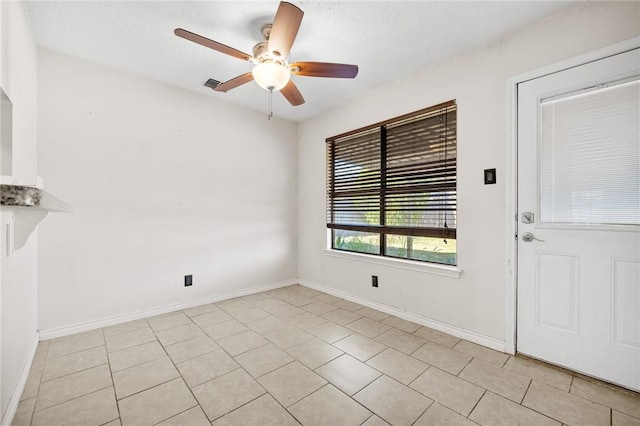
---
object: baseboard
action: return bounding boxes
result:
[299,279,506,353]
[1,332,39,426]
[39,277,506,352]
[39,279,298,340]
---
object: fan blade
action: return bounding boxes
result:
[290,62,358,78]
[214,73,254,92]
[267,2,303,59]
[174,28,252,61]
[280,79,305,106]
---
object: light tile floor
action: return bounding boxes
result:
[12,285,640,426]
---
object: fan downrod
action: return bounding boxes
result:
[261,24,272,40]
[253,24,274,59]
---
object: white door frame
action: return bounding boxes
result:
[503,36,640,355]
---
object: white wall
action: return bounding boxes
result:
[37,49,298,333]
[298,2,640,345]
[0,1,39,421]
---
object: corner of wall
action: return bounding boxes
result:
[0,334,38,426]
[0,1,40,422]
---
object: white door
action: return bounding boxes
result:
[517,48,640,391]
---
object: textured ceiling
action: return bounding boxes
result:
[26,1,577,122]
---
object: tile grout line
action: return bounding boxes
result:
[32,342,109,413]
[403,363,493,421]
[292,381,375,425]
[485,389,565,425]
[180,298,280,423]
[413,362,503,407]
[100,326,120,425]
[188,293,307,424]
[466,389,487,421]
[501,354,511,368]
[407,365,431,389]
[39,358,109,385]
[409,399,434,426]
[456,353,475,377]
[610,407,613,426]
[44,341,105,361]
[569,375,574,393]
[102,325,150,339]
[358,413,375,426]
[148,314,215,424]
[241,289,372,424]
[514,381,604,425]
[408,340,429,357]
[31,385,114,416]
[26,343,49,426]
[148,406,197,426]
[209,392,273,424]
[519,378,533,404]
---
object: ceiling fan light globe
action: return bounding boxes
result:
[252,62,291,91]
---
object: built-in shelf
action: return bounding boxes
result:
[1,183,71,253]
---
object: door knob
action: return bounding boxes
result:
[521,232,545,242]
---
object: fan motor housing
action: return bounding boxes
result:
[252,41,269,59]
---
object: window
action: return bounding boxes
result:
[327,100,457,265]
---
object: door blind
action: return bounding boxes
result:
[540,78,640,226]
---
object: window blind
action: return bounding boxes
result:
[540,79,639,226]
[327,128,381,227]
[327,101,457,240]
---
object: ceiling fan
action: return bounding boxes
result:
[174,1,358,108]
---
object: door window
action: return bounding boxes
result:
[539,78,639,226]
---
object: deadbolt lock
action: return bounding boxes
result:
[521,212,534,224]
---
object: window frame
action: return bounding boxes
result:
[326,100,457,265]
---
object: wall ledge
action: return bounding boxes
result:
[1,184,71,252]
[0,184,70,212]
[300,279,505,352]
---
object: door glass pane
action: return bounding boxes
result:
[540,78,640,225]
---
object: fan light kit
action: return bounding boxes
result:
[174,1,358,119]
[252,62,291,91]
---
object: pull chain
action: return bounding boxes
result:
[267,87,274,120]
[442,110,448,244]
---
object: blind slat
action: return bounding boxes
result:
[327,103,457,233]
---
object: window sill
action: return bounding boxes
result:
[323,249,462,278]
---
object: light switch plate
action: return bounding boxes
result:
[484,168,496,185]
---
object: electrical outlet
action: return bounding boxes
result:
[184,275,192,287]
[372,275,378,288]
